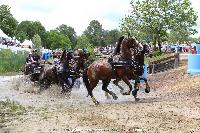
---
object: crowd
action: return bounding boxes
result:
[0,37,20,47]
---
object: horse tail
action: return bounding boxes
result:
[82,68,90,97]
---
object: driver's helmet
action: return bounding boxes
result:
[82,48,87,53]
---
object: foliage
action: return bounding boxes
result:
[56,24,77,48]
[84,20,105,46]
[75,35,96,60]
[121,0,198,51]
[104,29,121,45]
[0,4,18,38]
[15,31,28,42]
[0,49,28,74]
[16,21,46,45]
[46,30,72,50]
[32,34,42,52]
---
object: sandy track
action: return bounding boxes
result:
[0,65,200,133]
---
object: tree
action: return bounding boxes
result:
[56,24,77,48]
[76,35,95,59]
[0,5,18,38]
[104,29,121,45]
[46,30,72,50]
[121,0,198,52]
[15,31,28,42]
[84,20,105,46]
[32,34,42,52]
[76,35,93,49]
[16,21,46,45]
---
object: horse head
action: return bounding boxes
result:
[141,43,153,57]
[73,49,90,72]
[120,36,140,60]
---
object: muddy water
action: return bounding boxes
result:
[0,75,152,108]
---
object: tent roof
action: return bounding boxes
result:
[21,40,33,46]
[0,29,10,38]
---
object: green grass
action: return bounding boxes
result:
[0,49,28,74]
[144,52,174,64]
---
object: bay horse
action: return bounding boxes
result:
[111,43,152,98]
[82,37,141,105]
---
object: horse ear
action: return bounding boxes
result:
[118,36,125,43]
[60,49,67,61]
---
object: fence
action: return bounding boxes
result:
[148,53,179,74]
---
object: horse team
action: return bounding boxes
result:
[24,36,152,105]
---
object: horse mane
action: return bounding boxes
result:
[60,49,67,61]
[113,36,125,55]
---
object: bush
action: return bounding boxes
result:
[0,49,28,74]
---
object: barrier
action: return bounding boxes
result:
[187,44,200,74]
[148,53,179,74]
[187,54,200,74]
[192,43,200,54]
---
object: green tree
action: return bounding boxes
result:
[84,20,105,46]
[76,35,95,59]
[0,5,18,38]
[16,21,46,45]
[56,24,77,48]
[76,35,93,49]
[15,31,28,42]
[104,29,121,45]
[32,34,42,52]
[121,0,198,52]
[46,30,72,50]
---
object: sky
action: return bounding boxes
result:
[0,0,200,37]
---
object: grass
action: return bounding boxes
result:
[0,49,28,74]
[144,52,175,64]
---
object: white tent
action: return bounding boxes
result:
[0,29,11,39]
[21,40,33,48]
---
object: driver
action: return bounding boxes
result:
[30,49,41,73]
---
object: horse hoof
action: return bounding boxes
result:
[113,95,118,100]
[132,89,139,96]
[95,101,100,105]
[122,92,131,95]
[145,88,150,93]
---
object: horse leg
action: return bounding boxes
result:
[102,80,118,100]
[88,80,100,105]
[143,78,150,93]
[132,77,140,101]
[113,78,124,93]
[121,76,133,95]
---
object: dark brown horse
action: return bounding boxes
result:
[39,50,73,93]
[82,37,141,105]
[39,49,90,93]
[73,49,91,73]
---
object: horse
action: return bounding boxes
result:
[111,43,152,98]
[73,49,91,73]
[39,50,73,93]
[82,36,141,105]
[39,49,90,93]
